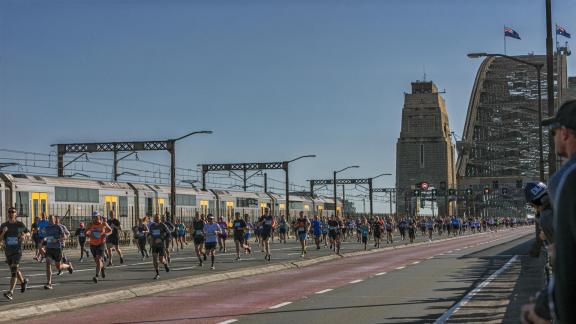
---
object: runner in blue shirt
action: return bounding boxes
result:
[311,215,322,250]
[43,215,74,289]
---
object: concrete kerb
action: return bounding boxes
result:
[0,227,532,322]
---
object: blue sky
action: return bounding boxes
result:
[1,0,575,211]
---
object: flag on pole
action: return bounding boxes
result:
[556,25,571,38]
[504,27,521,40]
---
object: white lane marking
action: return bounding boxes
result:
[434,255,519,324]
[27,284,58,289]
[427,256,434,260]
[447,250,453,253]
[395,266,405,270]
[269,302,292,309]
[349,279,363,284]
[172,266,196,271]
[375,272,387,276]
[411,261,420,265]
[455,249,462,251]
[315,289,333,294]
[217,320,238,324]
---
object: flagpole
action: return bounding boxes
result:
[504,25,507,55]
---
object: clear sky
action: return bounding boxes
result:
[1,0,575,211]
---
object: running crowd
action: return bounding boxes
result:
[0,204,525,302]
[520,99,576,324]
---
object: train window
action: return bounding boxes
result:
[55,187,99,203]
[176,194,196,206]
[118,196,128,218]
[237,198,258,208]
[15,192,29,217]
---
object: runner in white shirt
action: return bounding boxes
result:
[203,215,221,270]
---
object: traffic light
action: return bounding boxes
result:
[431,189,438,196]
[448,189,456,195]
[483,188,491,194]
[465,188,473,196]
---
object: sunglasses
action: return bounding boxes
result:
[8,210,16,214]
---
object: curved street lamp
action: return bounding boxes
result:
[284,154,316,220]
[333,165,359,217]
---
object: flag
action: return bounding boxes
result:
[504,27,521,40]
[556,25,571,38]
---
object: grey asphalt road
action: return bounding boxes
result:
[0,229,485,308]
[232,231,535,324]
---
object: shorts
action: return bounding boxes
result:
[219,232,228,240]
[244,232,251,240]
[79,238,86,246]
[106,236,120,247]
[205,242,217,250]
[298,232,307,242]
[164,239,171,249]
[234,232,244,242]
[329,232,339,240]
[5,251,22,265]
[261,230,271,241]
[362,236,368,244]
[178,232,186,238]
[374,232,381,239]
[152,244,165,256]
[90,244,105,258]
[194,236,205,245]
[279,227,286,234]
[45,248,63,263]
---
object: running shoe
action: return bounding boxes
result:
[101,267,106,278]
[93,276,98,284]
[3,291,13,300]
[56,270,62,276]
[210,266,215,270]
[154,274,160,280]
[21,278,28,293]
[164,264,170,273]
[120,257,124,264]
[44,284,53,290]
[68,262,74,274]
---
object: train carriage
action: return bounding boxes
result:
[150,185,216,224]
[267,192,313,220]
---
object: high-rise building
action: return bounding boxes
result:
[396,81,456,217]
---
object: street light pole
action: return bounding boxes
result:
[333,165,359,218]
[169,130,212,222]
[284,155,316,221]
[467,53,545,181]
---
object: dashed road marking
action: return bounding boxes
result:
[217,319,238,324]
[315,289,333,294]
[375,272,387,276]
[395,266,405,270]
[349,279,363,284]
[269,302,292,309]
[427,256,434,260]
[411,261,420,265]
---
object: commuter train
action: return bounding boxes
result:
[0,173,343,230]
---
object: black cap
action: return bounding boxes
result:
[542,99,576,130]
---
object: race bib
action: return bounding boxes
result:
[265,220,272,225]
[195,230,203,235]
[6,236,18,246]
[79,233,85,237]
[45,236,55,243]
[298,227,305,231]
[151,229,161,237]
[92,231,101,239]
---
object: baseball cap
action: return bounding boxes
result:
[92,211,101,217]
[542,99,576,130]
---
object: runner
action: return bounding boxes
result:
[311,215,322,250]
[217,216,228,253]
[426,217,434,241]
[204,215,221,269]
[162,215,175,263]
[372,216,383,248]
[1,207,30,300]
[385,217,394,244]
[105,210,124,266]
[31,216,41,262]
[296,211,311,257]
[54,216,71,273]
[407,218,416,243]
[359,217,370,250]
[321,216,329,247]
[134,218,149,260]
[398,218,407,241]
[258,208,274,261]
[36,212,49,262]
[86,212,112,283]
[192,212,206,267]
[148,214,171,279]
[327,215,342,255]
[74,222,90,262]
[175,219,187,251]
[243,214,252,249]
[232,212,251,260]
[43,215,74,289]
[278,215,288,244]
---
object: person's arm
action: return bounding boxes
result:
[0,225,7,241]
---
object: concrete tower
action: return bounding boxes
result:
[396,81,456,217]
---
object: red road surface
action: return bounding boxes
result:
[24,228,531,324]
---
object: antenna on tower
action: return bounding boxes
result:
[423,65,427,82]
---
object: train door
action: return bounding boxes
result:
[200,200,209,215]
[304,204,310,217]
[104,196,118,219]
[259,202,267,216]
[317,205,324,217]
[31,192,48,220]
[226,201,234,222]
[157,198,165,215]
